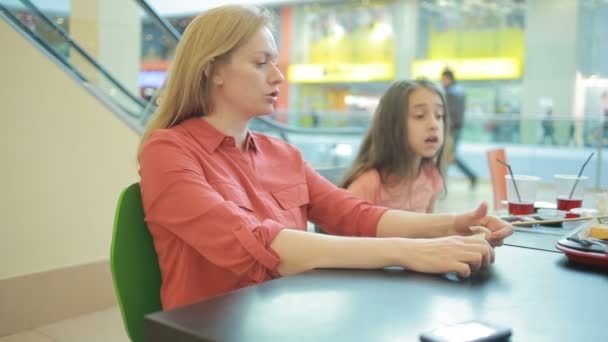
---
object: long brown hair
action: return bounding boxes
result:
[340,80,449,189]
[138,5,273,157]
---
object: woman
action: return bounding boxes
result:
[139,5,513,310]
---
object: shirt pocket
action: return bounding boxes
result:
[271,183,310,210]
[213,183,254,212]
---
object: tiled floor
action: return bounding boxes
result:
[1,177,602,342]
[0,307,129,342]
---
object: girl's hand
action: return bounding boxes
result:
[397,236,494,278]
[450,202,514,246]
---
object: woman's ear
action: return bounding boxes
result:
[204,60,224,86]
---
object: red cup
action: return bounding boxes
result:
[508,201,535,215]
[565,211,579,219]
[556,196,583,211]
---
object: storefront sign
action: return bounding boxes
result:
[288,63,394,83]
[411,58,522,80]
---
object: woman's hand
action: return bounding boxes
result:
[396,236,494,278]
[450,202,514,246]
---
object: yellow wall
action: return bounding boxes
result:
[310,32,395,65]
[428,27,524,61]
[0,19,139,278]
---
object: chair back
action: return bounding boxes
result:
[110,183,162,342]
[487,148,508,211]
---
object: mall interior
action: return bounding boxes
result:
[1,0,607,341]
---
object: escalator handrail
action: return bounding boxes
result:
[0,5,88,83]
[0,6,144,122]
[17,0,148,109]
[134,0,182,41]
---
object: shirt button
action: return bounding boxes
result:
[224,137,236,147]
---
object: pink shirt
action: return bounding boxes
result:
[139,118,388,310]
[347,165,444,213]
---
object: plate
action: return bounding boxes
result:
[556,220,608,267]
[555,244,608,267]
[534,201,558,210]
[536,209,564,220]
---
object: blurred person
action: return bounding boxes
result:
[601,90,608,117]
[138,5,513,310]
[539,106,557,145]
[601,90,608,137]
[311,109,320,127]
[567,120,576,147]
[441,68,478,189]
[341,80,447,213]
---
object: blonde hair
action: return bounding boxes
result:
[138,5,273,156]
[340,80,449,190]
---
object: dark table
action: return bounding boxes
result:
[506,229,563,252]
[145,246,608,342]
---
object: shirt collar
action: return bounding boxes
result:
[181,117,259,153]
[244,132,259,152]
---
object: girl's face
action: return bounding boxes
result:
[405,87,444,158]
[211,27,285,118]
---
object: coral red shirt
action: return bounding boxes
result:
[139,118,388,310]
[347,165,444,213]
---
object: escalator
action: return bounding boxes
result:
[1,0,150,131]
[0,0,365,168]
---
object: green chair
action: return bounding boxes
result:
[110,183,162,342]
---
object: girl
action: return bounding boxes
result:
[341,80,448,213]
[138,6,512,310]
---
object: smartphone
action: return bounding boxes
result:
[420,320,512,342]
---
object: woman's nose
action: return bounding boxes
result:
[270,64,285,83]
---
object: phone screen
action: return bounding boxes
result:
[432,322,496,341]
[420,321,511,342]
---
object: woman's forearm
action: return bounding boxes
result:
[375,209,456,239]
[270,228,494,278]
[269,229,401,276]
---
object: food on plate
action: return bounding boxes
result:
[589,223,608,240]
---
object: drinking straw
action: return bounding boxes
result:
[568,152,594,199]
[496,159,521,203]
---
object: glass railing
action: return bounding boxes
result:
[257,112,606,187]
[456,115,605,189]
[281,109,606,148]
[280,109,373,129]
[459,114,607,148]
[249,116,366,168]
